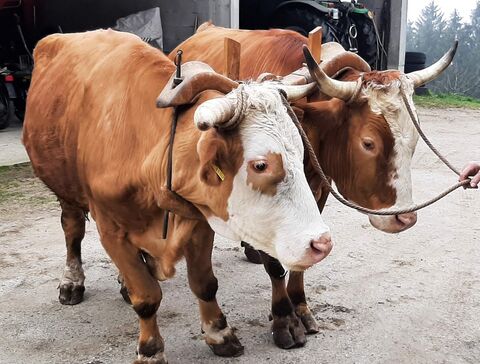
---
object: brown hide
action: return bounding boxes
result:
[170,24,397,210]
[171,23,306,79]
[23,30,243,266]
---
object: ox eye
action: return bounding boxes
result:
[252,160,268,173]
[362,138,375,151]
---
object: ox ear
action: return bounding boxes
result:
[157,61,238,108]
[197,131,229,187]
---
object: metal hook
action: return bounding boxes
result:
[173,50,183,86]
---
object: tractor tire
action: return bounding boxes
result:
[0,84,10,130]
[271,5,379,69]
[271,4,337,44]
[351,13,379,69]
[415,86,429,96]
[404,63,425,74]
[405,52,426,65]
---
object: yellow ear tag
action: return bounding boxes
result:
[212,164,225,181]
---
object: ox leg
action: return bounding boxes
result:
[58,200,86,305]
[97,220,166,364]
[260,252,307,349]
[283,187,330,333]
[184,227,244,357]
[287,271,319,334]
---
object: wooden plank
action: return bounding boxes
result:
[308,26,323,63]
[224,37,241,80]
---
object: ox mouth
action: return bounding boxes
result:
[368,214,417,234]
[284,238,333,272]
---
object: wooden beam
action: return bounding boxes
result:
[308,26,323,63]
[224,37,241,80]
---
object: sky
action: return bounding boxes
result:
[408,0,478,22]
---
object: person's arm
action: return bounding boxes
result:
[459,161,480,188]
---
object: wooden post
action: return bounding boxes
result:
[308,26,323,63]
[224,37,241,80]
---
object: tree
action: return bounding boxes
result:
[406,20,417,51]
[414,1,447,63]
[408,1,480,98]
[431,9,464,93]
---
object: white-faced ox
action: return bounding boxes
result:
[170,23,457,350]
[22,30,332,363]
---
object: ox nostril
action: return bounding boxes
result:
[310,233,332,253]
[395,212,417,227]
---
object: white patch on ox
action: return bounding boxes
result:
[202,321,235,345]
[363,76,419,230]
[206,83,330,269]
[59,260,85,289]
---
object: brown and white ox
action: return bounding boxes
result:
[170,23,457,349]
[23,29,333,363]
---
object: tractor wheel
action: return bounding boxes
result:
[271,4,337,44]
[0,84,10,130]
[405,52,426,65]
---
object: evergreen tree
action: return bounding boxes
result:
[470,0,480,43]
[406,20,417,51]
[432,9,469,94]
[414,1,447,64]
[411,1,480,98]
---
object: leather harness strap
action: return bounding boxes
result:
[162,107,179,239]
[162,51,184,239]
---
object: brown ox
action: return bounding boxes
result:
[170,23,457,349]
[23,29,333,363]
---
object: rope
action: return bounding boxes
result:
[219,84,248,130]
[280,91,473,216]
[399,87,461,176]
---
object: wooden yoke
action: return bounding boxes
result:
[308,26,323,63]
[223,37,241,80]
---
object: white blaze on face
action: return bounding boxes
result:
[206,83,330,269]
[364,76,420,230]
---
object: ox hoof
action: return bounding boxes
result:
[296,309,319,334]
[271,313,307,349]
[241,242,263,264]
[208,334,244,357]
[59,283,85,305]
[133,354,167,364]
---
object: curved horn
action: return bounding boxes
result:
[277,82,318,101]
[407,41,458,88]
[194,97,236,131]
[302,45,358,102]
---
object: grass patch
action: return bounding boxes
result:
[414,93,480,109]
[0,162,56,208]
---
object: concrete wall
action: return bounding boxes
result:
[362,0,408,70]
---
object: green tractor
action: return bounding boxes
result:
[241,0,382,69]
[273,1,379,68]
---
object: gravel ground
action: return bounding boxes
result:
[0,108,479,364]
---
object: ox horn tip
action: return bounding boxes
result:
[302,45,318,71]
[196,122,211,131]
[451,39,459,56]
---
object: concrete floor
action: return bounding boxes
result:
[1,107,479,364]
[0,117,29,166]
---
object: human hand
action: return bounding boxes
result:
[459,161,480,188]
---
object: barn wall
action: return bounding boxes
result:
[363,0,407,70]
[36,0,232,52]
